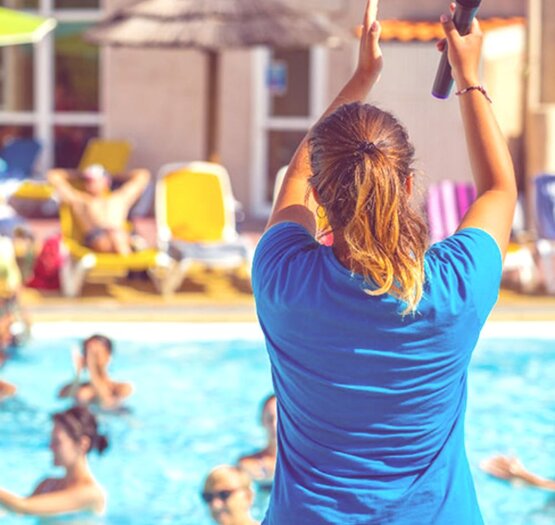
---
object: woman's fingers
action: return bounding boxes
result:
[440,13,461,45]
[363,0,379,29]
[436,39,447,52]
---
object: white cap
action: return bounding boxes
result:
[82,164,108,181]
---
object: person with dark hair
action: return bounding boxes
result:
[201,465,259,525]
[59,334,133,410]
[237,394,277,488]
[0,406,107,516]
[251,0,516,523]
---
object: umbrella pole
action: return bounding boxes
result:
[206,50,220,163]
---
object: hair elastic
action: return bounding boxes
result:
[356,141,377,155]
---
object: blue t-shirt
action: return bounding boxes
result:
[252,222,502,525]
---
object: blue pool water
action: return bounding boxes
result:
[0,322,554,525]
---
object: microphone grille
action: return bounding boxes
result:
[456,0,482,7]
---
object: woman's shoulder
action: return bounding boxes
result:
[426,228,503,272]
[74,477,106,515]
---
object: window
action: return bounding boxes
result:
[54,125,98,167]
[252,47,327,216]
[269,49,310,118]
[0,2,102,171]
[0,44,34,112]
[0,1,39,7]
[54,22,99,112]
[267,130,305,202]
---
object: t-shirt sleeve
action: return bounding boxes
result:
[430,228,503,324]
[252,222,317,299]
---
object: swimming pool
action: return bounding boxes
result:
[0,322,553,525]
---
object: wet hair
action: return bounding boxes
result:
[53,406,109,455]
[82,334,113,357]
[308,102,428,314]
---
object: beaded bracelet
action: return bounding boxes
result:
[455,85,492,103]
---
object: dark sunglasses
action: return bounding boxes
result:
[201,487,242,504]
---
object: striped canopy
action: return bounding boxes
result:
[0,7,57,46]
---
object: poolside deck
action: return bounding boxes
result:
[20,218,555,323]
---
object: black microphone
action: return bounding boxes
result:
[432,0,482,99]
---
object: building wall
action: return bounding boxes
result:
[540,0,555,103]
[102,0,527,217]
[341,0,526,26]
[525,0,555,228]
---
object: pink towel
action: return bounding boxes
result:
[426,184,444,244]
[439,180,458,238]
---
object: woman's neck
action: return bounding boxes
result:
[331,232,363,273]
[65,457,92,484]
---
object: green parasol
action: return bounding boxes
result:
[0,6,57,46]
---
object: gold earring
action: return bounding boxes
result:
[316,206,326,219]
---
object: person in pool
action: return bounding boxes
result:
[0,405,107,516]
[0,378,16,400]
[237,394,277,488]
[481,455,555,491]
[202,465,259,525]
[59,334,133,410]
[0,348,16,401]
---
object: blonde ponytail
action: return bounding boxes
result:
[309,103,428,314]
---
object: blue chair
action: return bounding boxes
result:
[0,138,42,179]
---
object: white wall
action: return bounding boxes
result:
[104,47,205,173]
[100,0,527,217]
[371,43,473,190]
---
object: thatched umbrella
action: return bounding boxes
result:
[86,0,348,161]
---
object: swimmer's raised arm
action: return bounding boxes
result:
[84,345,117,409]
[0,485,102,516]
[58,347,84,400]
[267,0,382,234]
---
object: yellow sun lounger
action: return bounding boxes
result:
[78,138,132,175]
[155,161,252,293]
[59,203,172,297]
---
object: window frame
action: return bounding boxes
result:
[0,2,103,172]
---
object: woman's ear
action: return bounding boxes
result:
[80,436,91,454]
[311,187,322,206]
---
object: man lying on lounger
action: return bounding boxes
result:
[48,165,150,255]
[59,334,133,410]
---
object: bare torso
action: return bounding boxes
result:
[70,193,130,234]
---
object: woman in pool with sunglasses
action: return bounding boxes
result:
[252,0,516,523]
[202,465,259,525]
[0,406,107,517]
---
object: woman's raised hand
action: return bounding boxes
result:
[436,2,483,88]
[356,0,383,85]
